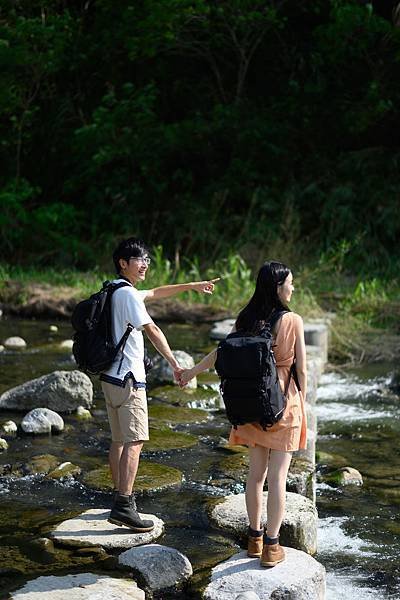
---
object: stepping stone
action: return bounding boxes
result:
[210,492,317,555]
[50,508,163,550]
[304,324,328,364]
[203,548,325,600]
[119,544,193,591]
[10,573,145,599]
[81,461,183,493]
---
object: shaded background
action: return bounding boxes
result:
[1,0,399,274]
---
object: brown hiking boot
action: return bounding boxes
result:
[260,542,285,567]
[247,534,263,557]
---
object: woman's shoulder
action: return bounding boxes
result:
[280,311,302,321]
[280,311,303,330]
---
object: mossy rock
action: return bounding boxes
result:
[145,426,198,451]
[320,466,363,487]
[46,462,82,480]
[148,403,208,424]
[81,461,183,493]
[210,451,249,487]
[23,454,60,476]
[150,385,221,409]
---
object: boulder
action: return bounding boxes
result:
[203,547,325,600]
[50,508,164,550]
[0,438,8,451]
[3,336,27,349]
[148,350,197,389]
[0,420,17,435]
[10,573,145,599]
[21,408,64,434]
[118,544,192,591]
[323,466,363,487]
[210,318,235,340]
[210,492,317,555]
[0,370,93,413]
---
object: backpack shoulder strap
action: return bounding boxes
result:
[267,310,289,330]
[109,280,131,291]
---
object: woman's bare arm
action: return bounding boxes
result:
[179,349,217,385]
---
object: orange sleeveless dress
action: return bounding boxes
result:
[228,312,307,452]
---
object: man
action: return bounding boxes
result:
[100,237,218,531]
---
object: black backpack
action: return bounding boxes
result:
[71,281,133,375]
[215,311,299,430]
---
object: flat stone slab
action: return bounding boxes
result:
[50,509,164,550]
[203,548,325,600]
[119,543,193,590]
[10,573,145,599]
[210,492,317,555]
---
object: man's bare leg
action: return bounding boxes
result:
[118,441,143,496]
[109,441,123,489]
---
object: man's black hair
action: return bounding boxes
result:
[112,237,149,275]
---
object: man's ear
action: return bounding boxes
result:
[119,258,128,272]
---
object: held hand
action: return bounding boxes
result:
[192,278,220,295]
[172,365,184,384]
[179,368,195,387]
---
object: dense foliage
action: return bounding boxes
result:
[1,0,399,272]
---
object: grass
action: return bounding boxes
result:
[1,249,399,365]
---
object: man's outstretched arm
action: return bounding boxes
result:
[144,278,220,301]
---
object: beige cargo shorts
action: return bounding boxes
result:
[101,379,149,443]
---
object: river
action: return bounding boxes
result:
[0,317,399,598]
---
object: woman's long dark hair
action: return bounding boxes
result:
[235,261,291,333]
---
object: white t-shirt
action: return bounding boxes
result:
[101,279,153,382]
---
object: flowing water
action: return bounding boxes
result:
[0,317,399,598]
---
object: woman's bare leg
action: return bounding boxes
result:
[266,449,292,538]
[245,445,270,531]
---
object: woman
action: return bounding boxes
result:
[179,261,307,567]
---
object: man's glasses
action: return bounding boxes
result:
[129,256,151,266]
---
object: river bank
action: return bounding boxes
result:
[1,263,399,365]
